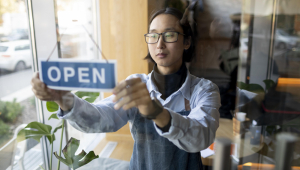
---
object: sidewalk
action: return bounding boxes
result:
[1,86,34,103]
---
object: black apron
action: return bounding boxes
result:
[129,110,203,170]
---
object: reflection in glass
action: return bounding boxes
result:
[0,0,44,169]
[235,0,300,168]
[56,0,96,60]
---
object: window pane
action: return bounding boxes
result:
[0,0,45,170]
[236,0,300,168]
[27,0,300,169]
[57,0,97,60]
[31,0,100,169]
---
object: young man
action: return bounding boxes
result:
[31,7,220,170]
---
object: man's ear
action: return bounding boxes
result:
[184,36,191,50]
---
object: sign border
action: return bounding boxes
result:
[38,58,117,92]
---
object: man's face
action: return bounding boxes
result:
[148,14,190,74]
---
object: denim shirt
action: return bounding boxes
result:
[57,70,221,169]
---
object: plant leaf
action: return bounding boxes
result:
[84,96,98,103]
[76,151,99,168]
[17,121,55,144]
[54,152,69,167]
[48,113,59,120]
[263,79,275,91]
[75,92,99,103]
[46,101,59,112]
[54,138,99,169]
[73,150,87,162]
[237,81,248,90]
[52,120,63,134]
[64,137,80,160]
[247,84,265,93]
[237,81,265,94]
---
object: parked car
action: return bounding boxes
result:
[0,29,29,42]
[248,29,300,49]
[0,40,32,71]
[275,29,300,49]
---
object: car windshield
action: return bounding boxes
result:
[277,30,289,36]
[0,46,8,52]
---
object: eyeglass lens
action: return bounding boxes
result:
[145,32,178,43]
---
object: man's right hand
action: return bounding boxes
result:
[31,72,74,111]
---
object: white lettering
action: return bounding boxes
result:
[48,66,61,82]
[64,67,75,82]
[93,68,105,84]
[78,67,90,83]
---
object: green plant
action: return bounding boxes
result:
[0,120,10,136]
[74,91,99,103]
[0,100,7,115]
[237,79,276,94]
[0,119,11,146]
[17,91,99,170]
[17,115,59,170]
[54,138,99,170]
[5,99,23,122]
[0,99,23,123]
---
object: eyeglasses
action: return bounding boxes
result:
[144,31,185,44]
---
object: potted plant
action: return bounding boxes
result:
[17,91,100,170]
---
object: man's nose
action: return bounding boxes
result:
[156,35,165,49]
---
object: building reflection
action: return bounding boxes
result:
[187,0,300,168]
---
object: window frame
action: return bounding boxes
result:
[26,0,101,169]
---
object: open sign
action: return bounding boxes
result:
[39,59,117,92]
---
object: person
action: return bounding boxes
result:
[31,7,220,170]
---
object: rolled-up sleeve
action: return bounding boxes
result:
[57,93,134,133]
[154,82,221,153]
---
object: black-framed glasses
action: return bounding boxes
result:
[144,31,185,44]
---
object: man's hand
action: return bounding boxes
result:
[112,77,170,127]
[31,72,73,111]
[112,77,154,115]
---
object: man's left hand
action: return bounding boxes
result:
[112,77,171,128]
[112,77,155,116]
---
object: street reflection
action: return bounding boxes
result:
[234,0,300,168]
[0,0,43,169]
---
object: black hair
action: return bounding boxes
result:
[144,7,195,63]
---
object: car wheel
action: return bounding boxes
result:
[15,61,26,72]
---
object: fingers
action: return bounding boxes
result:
[113,81,146,102]
[32,86,53,100]
[122,96,151,110]
[112,78,150,110]
[31,71,62,101]
[113,85,149,110]
[112,77,142,94]
[31,72,46,90]
[114,90,142,110]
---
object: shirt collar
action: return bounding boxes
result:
[147,69,192,100]
[178,70,192,100]
[147,71,159,94]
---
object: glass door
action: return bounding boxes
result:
[236,0,300,168]
[27,0,101,169]
[0,0,45,170]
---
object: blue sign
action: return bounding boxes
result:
[39,59,117,91]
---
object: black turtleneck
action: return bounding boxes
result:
[153,63,187,100]
[153,63,187,132]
